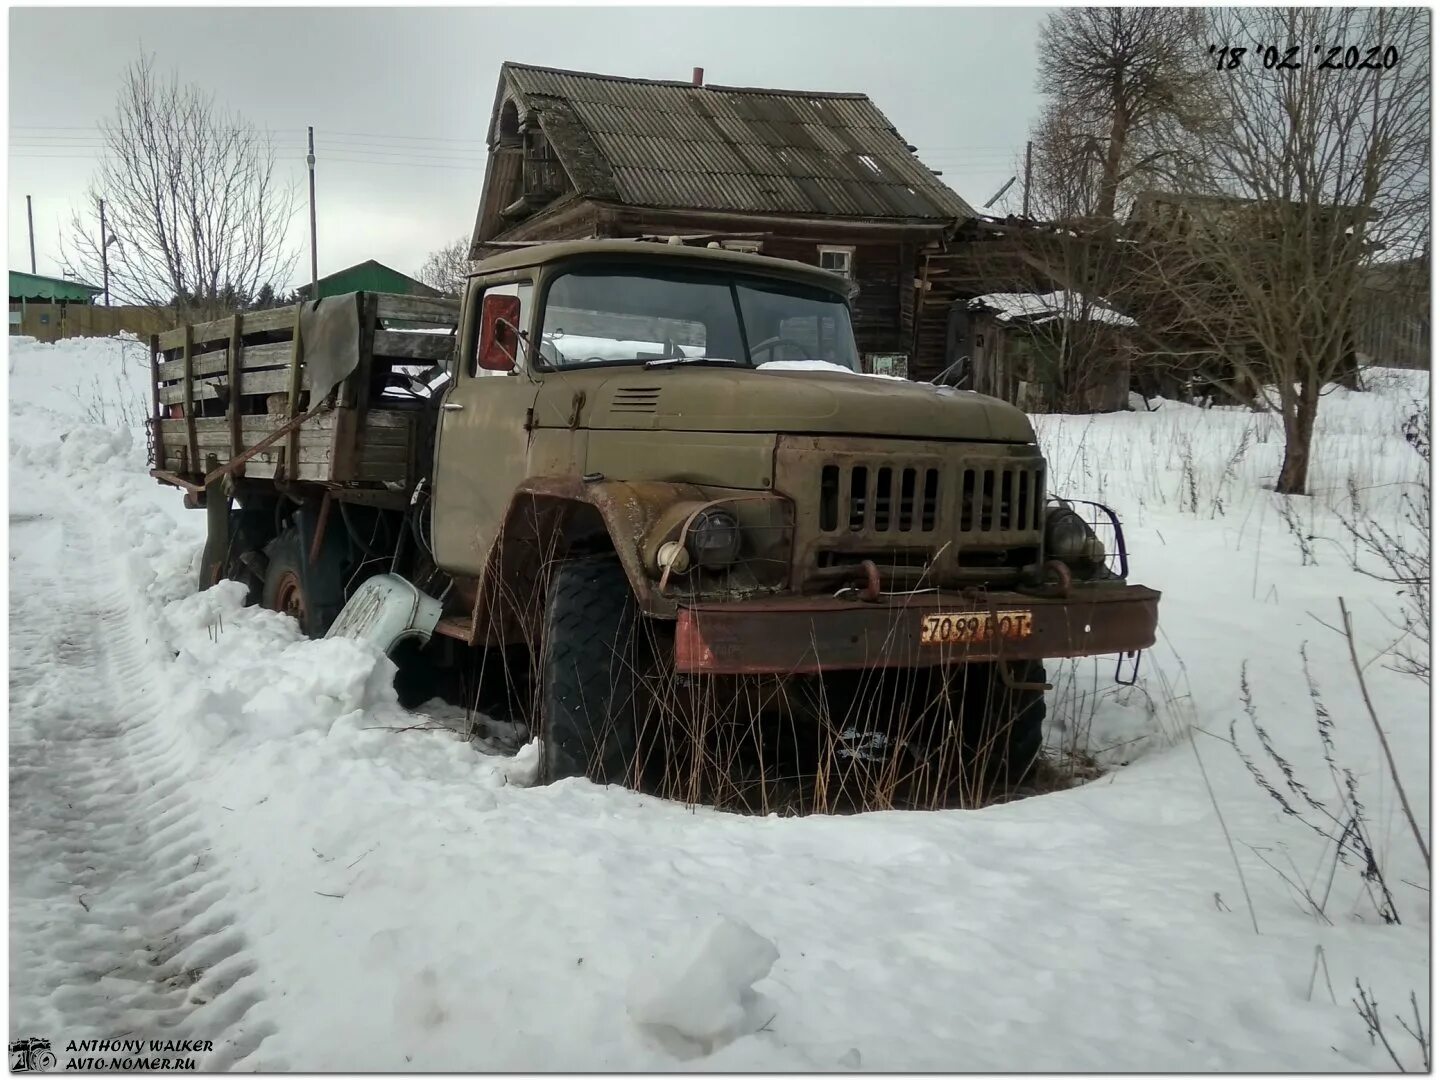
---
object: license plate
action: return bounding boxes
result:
[919,609,1034,646]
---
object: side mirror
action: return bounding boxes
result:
[478,293,523,372]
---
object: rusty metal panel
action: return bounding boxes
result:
[674,585,1162,674]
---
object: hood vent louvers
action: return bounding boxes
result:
[610,386,663,414]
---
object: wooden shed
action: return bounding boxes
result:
[954,291,1136,413]
[470,62,975,377]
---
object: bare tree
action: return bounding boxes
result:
[1128,7,1430,494]
[61,53,298,319]
[416,236,471,297]
[1030,7,1213,221]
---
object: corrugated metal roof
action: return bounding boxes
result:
[8,271,102,303]
[499,62,975,223]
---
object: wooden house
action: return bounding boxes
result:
[469,62,975,376]
[1354,255,1429,370]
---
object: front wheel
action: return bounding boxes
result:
[539,556,660,785]
[960,659,1047,785]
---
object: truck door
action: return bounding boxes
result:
[431,279,538,576]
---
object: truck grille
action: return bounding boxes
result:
[817,461,1044,540]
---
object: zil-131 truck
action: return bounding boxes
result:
[148,240,1159,793]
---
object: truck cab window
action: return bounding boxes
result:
[536,267,859,371]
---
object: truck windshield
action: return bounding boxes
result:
[537,266,859,371]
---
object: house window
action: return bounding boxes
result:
[818,245,854,279]
[720,240,761,254]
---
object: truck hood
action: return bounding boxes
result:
[558,369,1036,443]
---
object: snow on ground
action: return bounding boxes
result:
[7,334,1430,1071]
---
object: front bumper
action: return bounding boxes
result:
[673,584,1161,675]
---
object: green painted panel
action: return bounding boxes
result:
[304,261,444,300]
[9,271,102,303]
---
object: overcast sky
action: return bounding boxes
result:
[9,6,1049,290]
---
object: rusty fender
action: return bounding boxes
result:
[673,584,1161,675]
[503,477,784,618]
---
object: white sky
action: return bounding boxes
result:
[8,6,1049,290]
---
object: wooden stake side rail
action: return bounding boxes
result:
[153,411,413,485]
[149,291,457,491]
[154,292,460,352]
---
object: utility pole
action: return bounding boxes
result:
[1022,140,1033,220]
[307,126,318,294]
[99,198,110,306]
[26,196,36,273]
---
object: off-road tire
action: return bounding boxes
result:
[540,556,653,785]
[261,525,348,639]
[961,659,1047,785]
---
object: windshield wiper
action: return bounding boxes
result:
[642,356,741,369]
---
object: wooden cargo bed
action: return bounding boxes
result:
[149,291,459,491]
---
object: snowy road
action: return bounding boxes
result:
[8,336,1430,1071]
[10,491,277,1067]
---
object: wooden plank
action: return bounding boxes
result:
[332,293,379,483]
[329,294,366,480]
[281,303,305,481]
[157,339,296,383]
[227,313,244,461]
[353,292,379,468]
[148,333,165,469]
[158,438,408,473]
[156,304,298,352]
[372,329,456,363]
[375,293,461,325]
[160,367,305,405]
[182,324,199,476]
[161,409,410,439]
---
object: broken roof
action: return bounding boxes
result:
[968,290,1137,328]
[489,62,976,223]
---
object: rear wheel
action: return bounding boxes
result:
[261,525,348,638]
[539,556,659,785]
[199,504,274,604]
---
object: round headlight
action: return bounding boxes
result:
[1044,506,1095,561]
[686,508,742,569]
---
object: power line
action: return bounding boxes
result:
[319,155,485,171]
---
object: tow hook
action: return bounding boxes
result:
[998,658,1052,692]
[1017,559,1073,600]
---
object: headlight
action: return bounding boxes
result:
[686,507,742,569]
[1044,505,1105,565]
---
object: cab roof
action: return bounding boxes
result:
[470,239,851,295]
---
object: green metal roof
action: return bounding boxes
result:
[9,271,103,303]
[296,260,444,300]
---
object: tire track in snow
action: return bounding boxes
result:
[9,510,279,1069]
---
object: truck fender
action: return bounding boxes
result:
[471,478,706,643]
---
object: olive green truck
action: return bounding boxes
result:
[149,240,1160,789]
